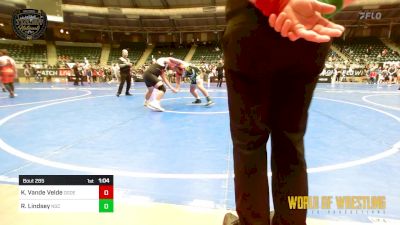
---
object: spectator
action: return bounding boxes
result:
[369,69,376,83]
[24,63,31,82]
[388,65,397,84]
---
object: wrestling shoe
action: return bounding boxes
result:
[205,100,214,107]
[205,96,214,106]
[192,99,202,104]
[148,101,165,112]
[223,213,240,225]
[223,211,275,225]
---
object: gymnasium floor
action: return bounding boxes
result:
[0,81,399,224]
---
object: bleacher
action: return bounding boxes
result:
[56,46,102,64]
[191,43,222,65]
[0,43,47,64]
[326,49,345,63]
[108,43,146,65]
[333,37,400,63]
[147,43,189,63]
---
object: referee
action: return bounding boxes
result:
[116,49,132,97]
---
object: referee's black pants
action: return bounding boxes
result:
[117,72,132,95]
[222,5,331,225]
[73,73,79,85]
[217,75,223,87]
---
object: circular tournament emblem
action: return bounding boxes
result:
[12,9,47,40]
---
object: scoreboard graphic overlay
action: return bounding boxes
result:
[19,175,113,213]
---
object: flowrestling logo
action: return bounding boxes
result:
[12,9,47,40]
[359,11,382,20]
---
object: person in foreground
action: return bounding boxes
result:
[0,49,17,98]
[222,0,354,224]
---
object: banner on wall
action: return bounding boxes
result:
[36,69,72,77]
[353,69,365,77]
[318,68,334,83]
[37,69,58,77]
